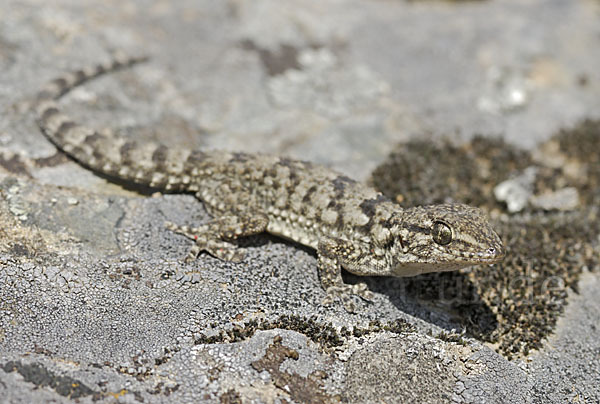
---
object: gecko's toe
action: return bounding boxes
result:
[184,245,202,262]
[342,298,357,313]
[207,244,246,262]
[165,221,196,239]
[353,283,375,302]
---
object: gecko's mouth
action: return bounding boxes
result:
[396,240,506,276]
[458,242,506,264]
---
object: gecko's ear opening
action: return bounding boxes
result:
[387,212,409,251]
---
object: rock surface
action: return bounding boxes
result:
[0,0,599,403]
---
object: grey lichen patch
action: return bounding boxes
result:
[251,335,340,404]
[23,200,123,260]
[0,179,70,258]
[370,120,600,359]
[1,361,96,400]
[21,185,126,256]
[0,201,44,258]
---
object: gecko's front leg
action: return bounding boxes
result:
[165,212,269,262]
[318,237,375,312]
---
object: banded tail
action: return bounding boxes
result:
[34,53,200,191]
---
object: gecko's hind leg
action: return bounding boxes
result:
[165,212,269,263]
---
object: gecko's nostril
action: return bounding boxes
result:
[487,244,506,261]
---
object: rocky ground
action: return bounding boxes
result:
[0,0,599,403]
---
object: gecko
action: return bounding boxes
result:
[33,53,505,312]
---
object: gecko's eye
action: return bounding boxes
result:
[432,221,452,245]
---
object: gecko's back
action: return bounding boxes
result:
[34,54,393,248]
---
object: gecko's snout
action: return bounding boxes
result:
[483,239,505,263]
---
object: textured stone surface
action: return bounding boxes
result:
[0,0,599,403]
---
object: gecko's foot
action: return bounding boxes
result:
[181,239,246,263]
[322,283,374,313]
[165,212,267,263]
[165,221,246,263]
[165,221,195,238]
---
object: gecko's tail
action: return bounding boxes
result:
[34,53,199,192]
[35,52,148,102]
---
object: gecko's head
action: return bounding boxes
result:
[388,204,505,276]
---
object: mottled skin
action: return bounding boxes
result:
[34,54,505,312]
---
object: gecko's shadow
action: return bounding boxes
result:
[346,271,498,339]
[270,232,498,340]
[97,171,173,195]
[254,234,498,340]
